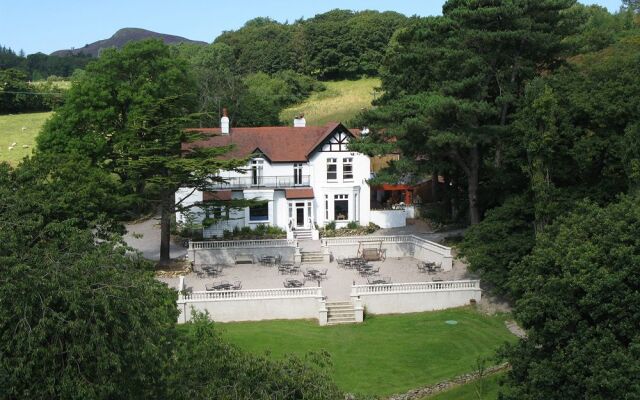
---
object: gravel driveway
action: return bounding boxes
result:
[123,216,187,261]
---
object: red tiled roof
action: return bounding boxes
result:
[203,190,232,201]
[182,122,358,162]
[285,188,314,199]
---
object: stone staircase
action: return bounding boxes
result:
[300,250,324,264]
[326,301,357,325]
[293,228,313,241]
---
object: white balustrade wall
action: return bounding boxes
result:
[351,280,481,315]
[177,277,325,323]
[188,239,297,265]
[323,235,453,270]
[369,209,406,228]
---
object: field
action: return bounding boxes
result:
[211,308,515,397]
[280,78,380,126]
[0,112,52,165]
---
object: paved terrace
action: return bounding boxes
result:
[158,255,472,301]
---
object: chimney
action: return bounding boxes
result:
[220,108,230,135]
[293,113,306,128]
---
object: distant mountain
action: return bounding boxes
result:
[51,28,207,57]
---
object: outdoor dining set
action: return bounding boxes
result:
[205,280,242,291]
[417,261,443,274]
[195,264,225,278]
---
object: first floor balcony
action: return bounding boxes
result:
[208,175,310,190]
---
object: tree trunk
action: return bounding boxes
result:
[443,173,453,221]
[468,146,481,225]
[159,192,173,266]
[431,172,438,200]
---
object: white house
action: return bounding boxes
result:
[176,114,371,239]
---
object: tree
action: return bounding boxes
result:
[501,196,640,399]
[359,0,578,225]
[36,39,249,265]
[457,195,535,296]
[0,161,179,398]
[623,0,640,12]
[168,313,343,400]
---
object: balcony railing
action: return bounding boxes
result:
[209,175,310,189]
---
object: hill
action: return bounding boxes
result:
[51,28,207,57]
[280,78,380,126]
[0,112,52,165]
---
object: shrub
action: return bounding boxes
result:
[325,221,336,230]
[346,221,359,229]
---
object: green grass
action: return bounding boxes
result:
[213,308,515,396]
[0,112,52,165]
[425,372,505,400]
[280,78,380,126]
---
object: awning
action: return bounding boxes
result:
[377,184,413,191]
[203,190,232,201]
[285,188,314,199]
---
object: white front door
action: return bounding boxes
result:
[295,202,305,227]
[290,200,312,229]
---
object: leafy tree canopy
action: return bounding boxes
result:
[501,196,640,399]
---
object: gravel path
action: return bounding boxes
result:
[123,216,187,261]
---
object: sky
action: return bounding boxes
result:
[0,0,625,55]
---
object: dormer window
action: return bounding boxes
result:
[251,159,264,186]
[294,163,303,185]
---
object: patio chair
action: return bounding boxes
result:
[302,270,311,279]
[275,254,282,265]
[278,265,289,275]
[370,267,380,275]
[232,281,242,290]
[434,262,443,272]
[289,265,300,274]
[417,263,427,273]
[320,268,328,279]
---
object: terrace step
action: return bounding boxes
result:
[325,301,357,325]
[301,251,324,263]
[327,316,357,325]
[293,229,313,240]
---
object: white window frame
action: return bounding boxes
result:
[343,157,353,181]
[334,194,349,221]
[326,158,337,181]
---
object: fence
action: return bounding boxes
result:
[177,277,325,323]
[323,235,453,270]
[351,280,481,315]
[190,239,296,250]
[189,239,298,265]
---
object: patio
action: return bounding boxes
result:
[158,254,471,301]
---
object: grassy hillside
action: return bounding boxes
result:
[280,78,380,126]
[211,308,515,396]
[0,112,52,165]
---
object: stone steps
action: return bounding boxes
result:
[293,229,313,240]
[301,251,324,263]
[326,301,356,325]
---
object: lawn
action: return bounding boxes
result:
[212,307,515,397]
[0,112,52,165]
[426,372,505,400]
[280,78,380,126]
